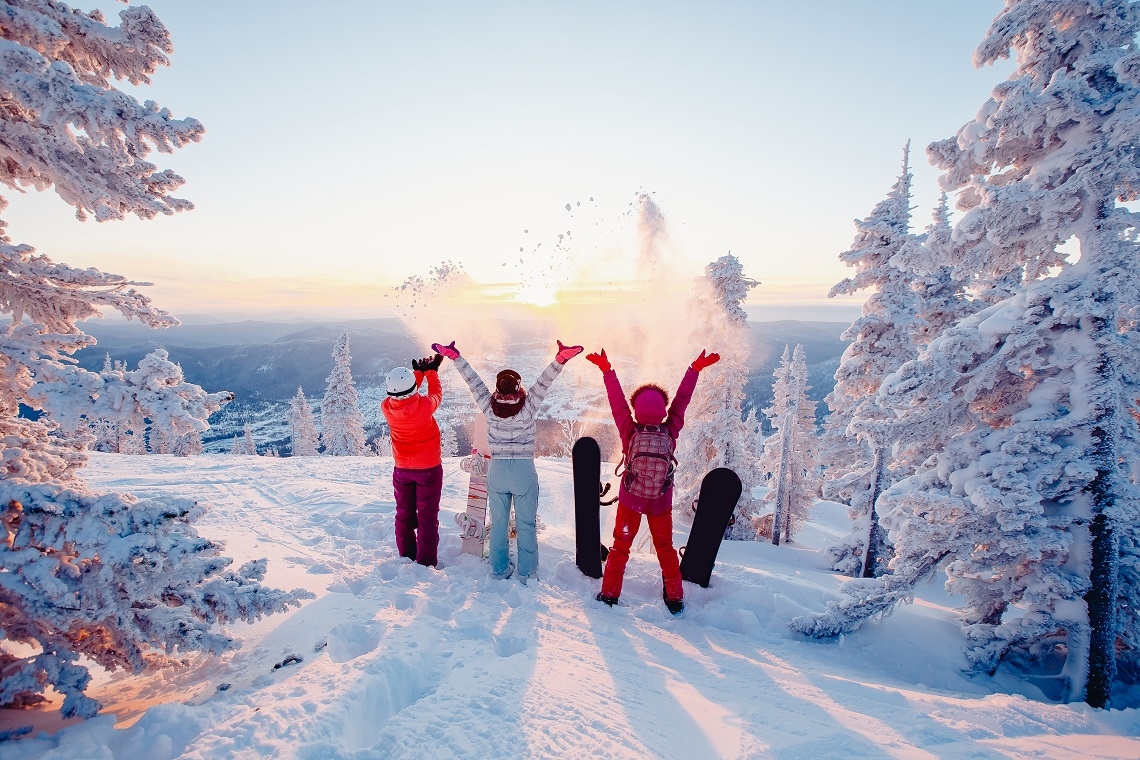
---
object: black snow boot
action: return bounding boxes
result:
[663,587,684,615]
[596,592,619,607]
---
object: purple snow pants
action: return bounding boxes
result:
[393,464,443,568]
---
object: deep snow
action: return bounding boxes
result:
[2,453,1138,759]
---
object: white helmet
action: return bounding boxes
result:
[385,366,417,398]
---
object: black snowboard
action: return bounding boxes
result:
[573,436,604,579]
[679,468,743,588]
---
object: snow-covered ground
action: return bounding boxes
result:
[3,453,1139,759]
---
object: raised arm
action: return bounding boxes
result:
[433,341,490,415]
[522,339,581,415]
[667,350,719,438]
[588,349,634,443]
[423,353,443,412]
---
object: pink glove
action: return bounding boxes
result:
[555,339,584,364]
[586,349,611,373]
[690,350,720,372]
[431,341,460,360]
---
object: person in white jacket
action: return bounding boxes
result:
[433,339,582,581]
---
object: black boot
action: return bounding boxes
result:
[663,586,684,615]
[596,592,619,607]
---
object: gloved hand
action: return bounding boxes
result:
[423,353,443,372]
[586,349,611,373]
[690,350,720,372]
[431,341,460,360]
[411,357,424,372]
[555,339,584,364]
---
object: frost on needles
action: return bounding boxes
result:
[0,2,310,717]
[796,0,1140,709]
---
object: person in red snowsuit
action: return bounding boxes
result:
[586,348,720,613]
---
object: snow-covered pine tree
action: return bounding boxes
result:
[675,253,761,534]
[371,430,393,457]
[555,417,583,458]
[0,3,308,718]
[440,423,459,458]
[171,430,204,457]
[230,434,242,455]
[896,192,975,348]
[758,345,820,544]
[119,427,147,455]
[288,386,320,456]
[148,425,173,454]
[242,422,256,455]
[796,0,1140,708]
[85,349,231,457]
[320,332,366,456]
[821,143,925,577]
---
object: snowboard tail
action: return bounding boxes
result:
[573,437,604,579]
[679,468,742,588]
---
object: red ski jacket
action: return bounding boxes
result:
[381,370,443,470]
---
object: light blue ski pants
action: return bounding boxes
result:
[487,458,540,578]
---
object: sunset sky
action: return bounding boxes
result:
[3,0,1013,322]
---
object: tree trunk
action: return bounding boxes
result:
[1083,350,1119,708]
[1080,228,1121,709]
[1085,508,1118,708]
[861,445,885,578]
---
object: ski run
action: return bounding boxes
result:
[3,453,1137,759]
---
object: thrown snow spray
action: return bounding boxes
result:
[636,193,670,276]
[389,262,508,365]
[389,193,733,462]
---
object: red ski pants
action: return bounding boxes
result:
[600,502,683,601]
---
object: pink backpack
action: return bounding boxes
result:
[618,424,677,499]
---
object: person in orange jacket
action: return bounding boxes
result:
[381,352,444,567]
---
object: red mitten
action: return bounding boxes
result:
[586,349,611,373]
[690,350,720,372]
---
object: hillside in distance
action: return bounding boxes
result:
[76,318,850,452]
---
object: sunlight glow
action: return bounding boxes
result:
[514,283,560,308]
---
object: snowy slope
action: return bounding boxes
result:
[2,454,1138,759]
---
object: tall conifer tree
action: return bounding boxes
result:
[320,332,366,456]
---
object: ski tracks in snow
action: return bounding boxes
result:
[49,454,1140,760]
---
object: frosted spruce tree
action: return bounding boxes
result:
[371,430,393,457]
[440,423,459,458]
[675,253,762,535]
[289,386,320,456]
[0,3,309,717]
[320,332,366,456]
[896,192,974,348]
[795,0,1140,708]
[242,422,256,455]
[171,430,204,457]
[758,344,821,544]
[822,143,925,577]
[85,349,231,456]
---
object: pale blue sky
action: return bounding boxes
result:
[3,0,1013,321]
